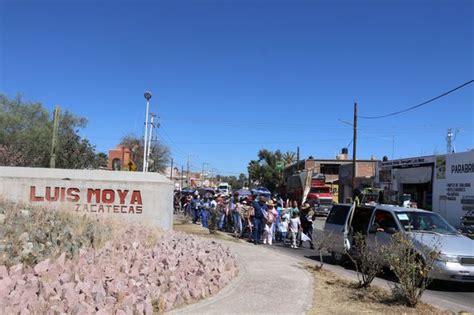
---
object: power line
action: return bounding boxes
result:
[359,80,474,119]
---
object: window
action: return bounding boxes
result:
[352,206,375,234]
[397,211,457,234]
[373,210,398,233]
[112,158,121,171]
[326,205,351,225]
[310,187,329,194]
[320,164,340,175]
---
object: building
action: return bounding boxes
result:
[376,155,436,210]
[338,161,378,203]
[163,167,217,190]
[107,145,133,171]
[283,148,379,202]
[375,150,474,227]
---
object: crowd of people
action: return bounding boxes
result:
[174,191,317,249]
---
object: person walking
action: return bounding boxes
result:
[208,195,219,233]
[289,211,301,249]
[240,200,253,240]
[201,196,210,228]
[299,202,315,249]
[262,200,277,245]
[191,193,201,224]
[277,212,289,243]
[252,196,267,245]
[288,200,300,218]
[232,198,243,238]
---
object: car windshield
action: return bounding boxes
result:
[396,211,458,234]
[310,187,329,193]
[318,199,333,205]
[218,186,228,190]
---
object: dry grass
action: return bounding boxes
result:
[305,265,450,315]
[0,199,122,267]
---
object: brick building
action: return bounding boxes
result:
[107,145,133,171]
[338,161,378,203]
[283,149,379,203]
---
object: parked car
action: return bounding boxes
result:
[324,203,474,283]
[460,210,474,239]
[308,198,333,216]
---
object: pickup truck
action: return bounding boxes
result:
[324,203,474,283]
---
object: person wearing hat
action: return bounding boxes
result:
[299,202,315,249]
[262,200,277,245]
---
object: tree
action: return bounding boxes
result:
[0,94,99,169]
[247,149,283,191]
[55,112,97,169]
[119,133,170,173]
[282,151,296,166]
[94,152,108,169]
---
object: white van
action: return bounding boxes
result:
[217,182,231,196]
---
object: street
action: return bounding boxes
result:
[265,217,474,313]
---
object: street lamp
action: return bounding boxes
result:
[143,91,152,172]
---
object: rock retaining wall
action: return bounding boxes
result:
[0,227,238,313]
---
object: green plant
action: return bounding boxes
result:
[383,232,440,307]
[313,231,336,269]
[347,232,383,288]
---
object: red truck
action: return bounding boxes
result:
[286,172,334,215]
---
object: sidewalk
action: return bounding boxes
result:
[169,240,313,315]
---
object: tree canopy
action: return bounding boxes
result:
[120,134,170,173]
[247,149,283,192]
[0,94,106,169]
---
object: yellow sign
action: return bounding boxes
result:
[127,161,137,171]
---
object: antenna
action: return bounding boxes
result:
[446,128,460,154]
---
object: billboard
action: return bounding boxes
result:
[433,151,474,227]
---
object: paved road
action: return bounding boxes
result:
[170,240,313,315]
[266,217,474,313]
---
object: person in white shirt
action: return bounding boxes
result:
[277,213,289,243]
[288,212,301,249]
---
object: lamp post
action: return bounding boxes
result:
[145,113,156,172]
[143,91,152,172]
[201,162,209,187]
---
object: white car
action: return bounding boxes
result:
[324,203,474,283]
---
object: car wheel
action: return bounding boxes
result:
[331,251,346,265]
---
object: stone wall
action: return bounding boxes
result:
[0,167,173,230]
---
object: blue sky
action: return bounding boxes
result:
[1,0,473,176]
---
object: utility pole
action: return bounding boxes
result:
[201,162,209,187]
[186,155,190,186]
[352,102,358,193]
[50,105,61,168]
[296,146,300,172]
[181,165,184,189]
[170,158,174,180]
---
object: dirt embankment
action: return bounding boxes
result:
[306,266,449,315]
